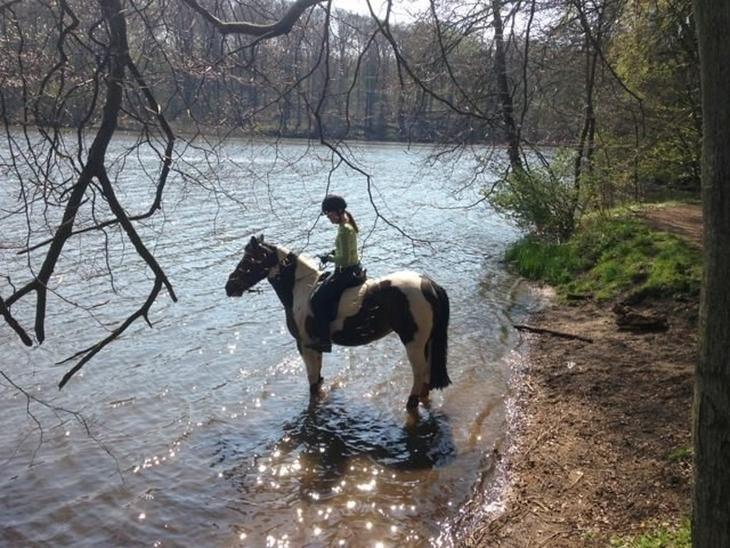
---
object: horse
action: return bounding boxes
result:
[225,235,451,409]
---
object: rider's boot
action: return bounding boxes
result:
[306,316,332,353]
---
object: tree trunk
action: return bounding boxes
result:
[693,0,730,545]
[491,0,522,172]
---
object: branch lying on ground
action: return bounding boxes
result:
[513,323,594,343]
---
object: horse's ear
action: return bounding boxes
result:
[259,234,265,243]
[249,235,259,248]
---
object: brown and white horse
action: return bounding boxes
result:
[225,235,451,409]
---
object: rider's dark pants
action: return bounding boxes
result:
[310,264,363,348]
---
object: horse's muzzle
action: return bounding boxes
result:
[225,281,244,297]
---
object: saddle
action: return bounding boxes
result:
[313,266,367,321]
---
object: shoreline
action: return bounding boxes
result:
[463,288,696,546]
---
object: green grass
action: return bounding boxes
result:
[506,214,702,302]
[610,520,691,547]
[667,446,693,463]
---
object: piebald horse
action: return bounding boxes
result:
[225,235,451,409]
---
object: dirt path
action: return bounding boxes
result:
[461,205,700,546]
[636,203,703,248]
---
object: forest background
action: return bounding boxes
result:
[4,0,724,543]
[1,0,699,201]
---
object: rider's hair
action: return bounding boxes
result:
[344,211,359,233]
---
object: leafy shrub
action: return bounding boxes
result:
[489,151,582,242]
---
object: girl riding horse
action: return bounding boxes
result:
[225,234,451,410]
[309,195,365,353]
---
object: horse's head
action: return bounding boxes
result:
[225,235,279,297]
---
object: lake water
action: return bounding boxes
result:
[0,136,533,546]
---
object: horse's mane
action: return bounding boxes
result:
[274,244,320,272]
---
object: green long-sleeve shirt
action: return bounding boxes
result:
[325,223,359,267]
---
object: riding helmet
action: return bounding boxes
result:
[321,194,347,213]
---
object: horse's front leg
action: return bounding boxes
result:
[299,346,324,395]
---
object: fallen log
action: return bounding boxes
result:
[512,324,594,343]
[612,303,669,333]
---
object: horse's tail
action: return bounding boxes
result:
[424,278,451,390]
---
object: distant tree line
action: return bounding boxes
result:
[1,0,699,191]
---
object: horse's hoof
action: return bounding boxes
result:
[406,395,419,410]
[309,376,324,395]
[419,384,430,407]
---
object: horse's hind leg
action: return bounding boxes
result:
[405,341,430,409]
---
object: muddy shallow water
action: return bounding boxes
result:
[0,138,532,545]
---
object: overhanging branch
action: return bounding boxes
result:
[0,296,33,346]
[179,0,325,36]
[57,277,164,389]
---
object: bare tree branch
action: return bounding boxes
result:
[0,295,32,345]
[179,0,325,37]
[57,277,163,388]
[0,369,123,479]
[0,0,22,11]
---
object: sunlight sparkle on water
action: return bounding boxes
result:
[356,479,376,492]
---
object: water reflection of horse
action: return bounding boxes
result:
[211,394,457,547]
[277,395,457,494]
[225,235,451,409]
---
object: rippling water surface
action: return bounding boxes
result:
[0,137,530,546]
